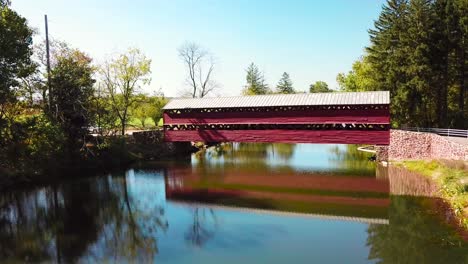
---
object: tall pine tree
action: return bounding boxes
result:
[243,63,269,95]
[340,0,467,128]
[367,0,412,127]
[276,72,295,94]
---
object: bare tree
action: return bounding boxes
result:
[178,42,218,98]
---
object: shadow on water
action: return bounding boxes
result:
[0,143,467,263]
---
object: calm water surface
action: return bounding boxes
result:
[1,143,468,263]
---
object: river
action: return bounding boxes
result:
[1,143,467,263]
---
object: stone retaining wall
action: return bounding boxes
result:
[385,130,468,161]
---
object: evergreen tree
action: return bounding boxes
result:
[404,0,437,126]
[276,72,295,94]
[339,0,467,128]
[367,0,412,127]
[450,0,468,128]
[243,63,269,95]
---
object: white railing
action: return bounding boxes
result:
[402,127,468,138]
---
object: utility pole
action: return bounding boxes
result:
[45,14,52,111]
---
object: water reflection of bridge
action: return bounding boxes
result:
[163,165,390,224]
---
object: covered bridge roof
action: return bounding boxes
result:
[163,91,389,110]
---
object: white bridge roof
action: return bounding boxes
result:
[163,91,389,110]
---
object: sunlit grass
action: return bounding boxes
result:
[397,160,468,228]
[127,117,158,129]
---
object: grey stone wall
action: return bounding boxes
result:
[388,130,468,161]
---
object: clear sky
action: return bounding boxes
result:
[12,0,386,97]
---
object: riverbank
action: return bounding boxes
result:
[395,160,468,228]
[0,133,196,191]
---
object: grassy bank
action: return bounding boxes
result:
[396,160,468,228]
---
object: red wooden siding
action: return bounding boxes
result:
[164,108,390,125]
[165,130,390,145]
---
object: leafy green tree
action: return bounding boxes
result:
[0,5,34,140]
[90,83,119,136]
[49,50,95,148]
[276,72,295,94]
[336,56,379,92]
[150,95,168,127]
[309,81,332,93]
[100,48,151,135]
[131,94,154,129]
[242,63,269,95]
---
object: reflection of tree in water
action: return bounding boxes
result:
[270,143,295,160]
[367,196,468,264]
[185,207,219,247]
[0,171,168,263]
[84,172,169,262]
[194,142,296,164]
[329,145,375,175]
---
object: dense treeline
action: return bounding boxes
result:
[338,0,467,128]
[0,2,166,180]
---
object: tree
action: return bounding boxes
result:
[0,5,34,139]
[276,72,295,94]
[49,50,95,147]
[100,48,151,135]
[243,63,269,95]
[150,93,167,127]
[91,83,119,136]
[178,42,218,98]
[309,81,332,93]
[337,56,379,92]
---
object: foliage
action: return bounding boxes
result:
[338,0,468,128]
[150,94,168,126]
[0,113,66,178]
[0,5,35,139]
[132,101,154,128]
[243,63,269,95]
[49,50,95,146]
[336,56,379,92]
[276,72,295,94]
[309,81,332,93]
[100,48,151,135]
[129,93,167,128]
[90,84,120,136]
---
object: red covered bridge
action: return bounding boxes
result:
[163,91,390,145]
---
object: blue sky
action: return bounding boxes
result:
[12,0,385,97]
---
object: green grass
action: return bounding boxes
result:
[127,117,157,129]
[397,160,468,228]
